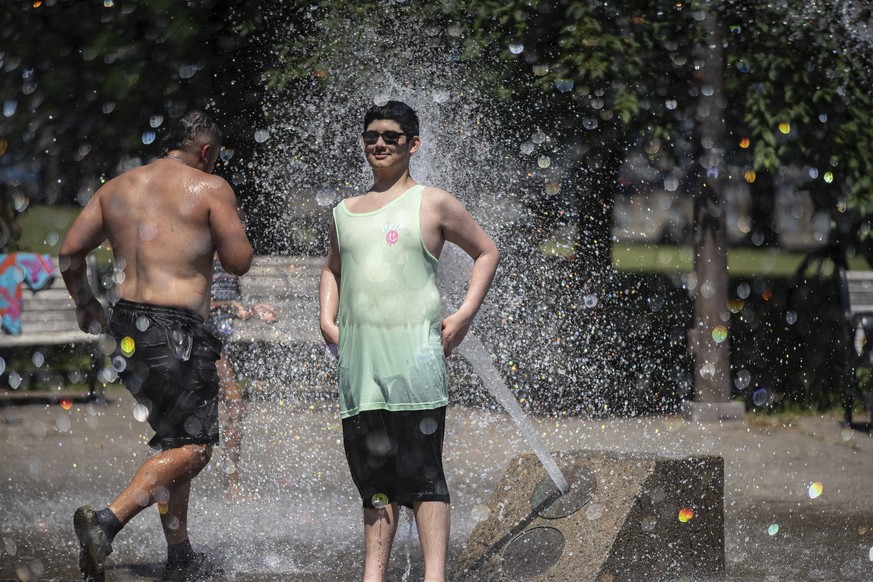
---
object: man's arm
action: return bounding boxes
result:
[209,178,253,276]
[437,191,500,356]
[59,193,108,334]
[319,216,341,348]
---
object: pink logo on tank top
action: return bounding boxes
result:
[386,230,399,246]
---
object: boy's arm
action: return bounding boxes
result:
[319,216,341,347]
[438,192,500,356]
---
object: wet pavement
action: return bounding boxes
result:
[2,389,873,581]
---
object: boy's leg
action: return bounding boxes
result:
[413,500,450,582]
[363,502,400,582]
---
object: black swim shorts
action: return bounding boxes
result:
[342,407,450,509]
[108,299,223,450]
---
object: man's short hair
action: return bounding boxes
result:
[161,110,222,153]
[363,101,420,139]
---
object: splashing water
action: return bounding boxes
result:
[457,334,570,493]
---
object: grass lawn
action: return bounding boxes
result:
[612,243,871,276]
[13,203,112,262]
[14,203,871,277]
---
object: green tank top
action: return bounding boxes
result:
[333,184,447,418]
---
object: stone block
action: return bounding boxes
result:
[453,450,724,581]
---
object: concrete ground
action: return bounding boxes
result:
[2,388,873,581]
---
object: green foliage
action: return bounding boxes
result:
[719,0,873,215]
[0,0,256,204]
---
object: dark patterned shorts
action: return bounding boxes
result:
[342,406,450,509]
[108,299,222,450]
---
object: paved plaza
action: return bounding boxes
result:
[2,388,873,581]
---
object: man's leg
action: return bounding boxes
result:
[362,502,400,582]
[160,479,209,580]
[108,443,212,526]
[75,444,211,581]
[413,501,450,582]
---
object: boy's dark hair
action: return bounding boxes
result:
[363,101,419,139]
[161,110,222,153]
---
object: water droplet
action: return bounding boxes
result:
[533,64,549,76]
[315,189,336,207]
[585,504,604,521]
[509,42,524,54]
[808,482,823,499]
[554,79,574,92]
[220,148,235,163]
[153,486,170,504]
[133,404,149,422]
[519,142,534,155]
[640,515,657,531]
[136,316,150,332]
[584,294,598,309]
[432,90,450,104]
[768,523,779,536]
[472,504,490,521]
[112,356,127,373]
[56,413,71,433]
[184,416,202,436]
[4,538,17,556]
[179,64,197,79]
[752,388,770,407]
[734,369,751,390]
[32,351,45,368]
[141,131,156,145]
[711,325,728,343]
[121,336,135,357]
[419,418,438,435]
[678,507,694,522]
[537,156,551,169]
[372,493,389,508]
[98,336,117,356]
[254,129,270,143]
[544,182,561,196]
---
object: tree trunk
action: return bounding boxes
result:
[686,5,744,421]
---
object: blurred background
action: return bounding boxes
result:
[2,0,873,420]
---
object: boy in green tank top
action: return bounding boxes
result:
[320,101,499,582]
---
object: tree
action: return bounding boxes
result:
[0,1,272,211]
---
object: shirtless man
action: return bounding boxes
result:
[60,111,253,582]
[319,101,499,582]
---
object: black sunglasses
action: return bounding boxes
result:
[361,130,407,145]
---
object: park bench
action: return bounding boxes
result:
[225,255,334,396]
[0,256,102,403]
[0,254,328,403]
[837,267,873,430]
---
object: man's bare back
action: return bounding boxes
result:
[61,123,252,330]
[99,158,248,316]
